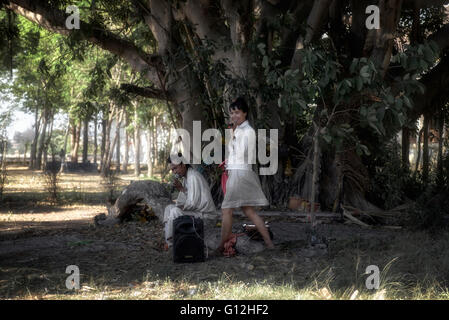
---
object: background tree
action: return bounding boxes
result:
[13,128,33,164]
[3,0,449,211]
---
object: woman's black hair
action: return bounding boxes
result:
[167,152,191,168]
[229,96,249,114]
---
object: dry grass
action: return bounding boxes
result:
[11,272,449,300]
[1,165,449,300]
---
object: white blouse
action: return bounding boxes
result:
[226,120,257,171]
[176,168,216,212]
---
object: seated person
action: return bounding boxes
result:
[163,155,216,249]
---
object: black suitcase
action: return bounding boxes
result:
[173,215,205,263]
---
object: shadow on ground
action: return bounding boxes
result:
[2,208,436,299]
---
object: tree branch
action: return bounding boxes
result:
[304,0,332,45]
[369,0,403,77]
[6,0,163,84]
[411,54,449,120]
[428,24,449,52]
[120,83,169,100]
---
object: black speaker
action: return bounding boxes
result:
[173,215,205,263]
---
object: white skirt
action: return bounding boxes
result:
[221,169,269,208]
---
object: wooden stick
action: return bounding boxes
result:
[343,209,371,228]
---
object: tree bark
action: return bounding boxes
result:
[115,113,121,174]
[23,143,28,165]
[100,104,115,174]
[42,114,53,170]
[402,126,410,170]
[422,114,430,183]
[102,106,124,176]
[414,128,424,176]
[29,106,40,169]
[152,116,158,169]
[100,117,106,172]
[309,122,320,228]
[123,111,129,174]
[437,109,445,185]
[146,130,153,178]
[36,108,48,170]
[70,122,81,164]
[134,105,141,177]
[94,113,98,165]
[369,0,403,76]
[59,120,70,173]
[82,117,89,163]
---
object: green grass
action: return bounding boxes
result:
[19,270,449,300]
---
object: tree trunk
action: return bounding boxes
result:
[402,126,410,170]
[94,114,98,165]
[23,143,28,165]
[71,122,81,164]
[414,128,424,176]
[152,117,158,169]
[123,111,129,174]
[437,109,445,185]
[100,117,106,172]
[146,130,153,178]
[36,108,48,170]
[134,107,141,177]
[59,121,70,173]
[422,114,430,184]
[82,117,89,163]
[102,107,124,176]
[101,104,114,174]
[309,122,320,228]
[42,115,53,170]
[115,116,121,174]
[29,106,40,169]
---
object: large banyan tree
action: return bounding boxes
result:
[2,0,449,210]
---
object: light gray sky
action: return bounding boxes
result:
[0,96,34,140]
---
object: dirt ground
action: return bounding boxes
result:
[0,167,447,299]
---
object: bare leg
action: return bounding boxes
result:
[218,208,234,252]
[242,206,274,248]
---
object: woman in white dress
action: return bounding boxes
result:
[218,97,274,252]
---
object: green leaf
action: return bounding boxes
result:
[417,82,425,94]
[321,108,328,117]
[395,98,403,110]
[420,60,428,70]
[257,43,266,55]
[403,95,413,108]
[409,59,418,70]
[262,55,269,69]
[397,113,405,126]
[360,144,371,156]
[386,94,394,104]
[429,41,439,54]
[322,134,332,144]
[360,106,367,117]
[376,106,385,121]
[417,45,423,55]
[350,59,358,74]
[356,77,363,91]
[360,65,370,78]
